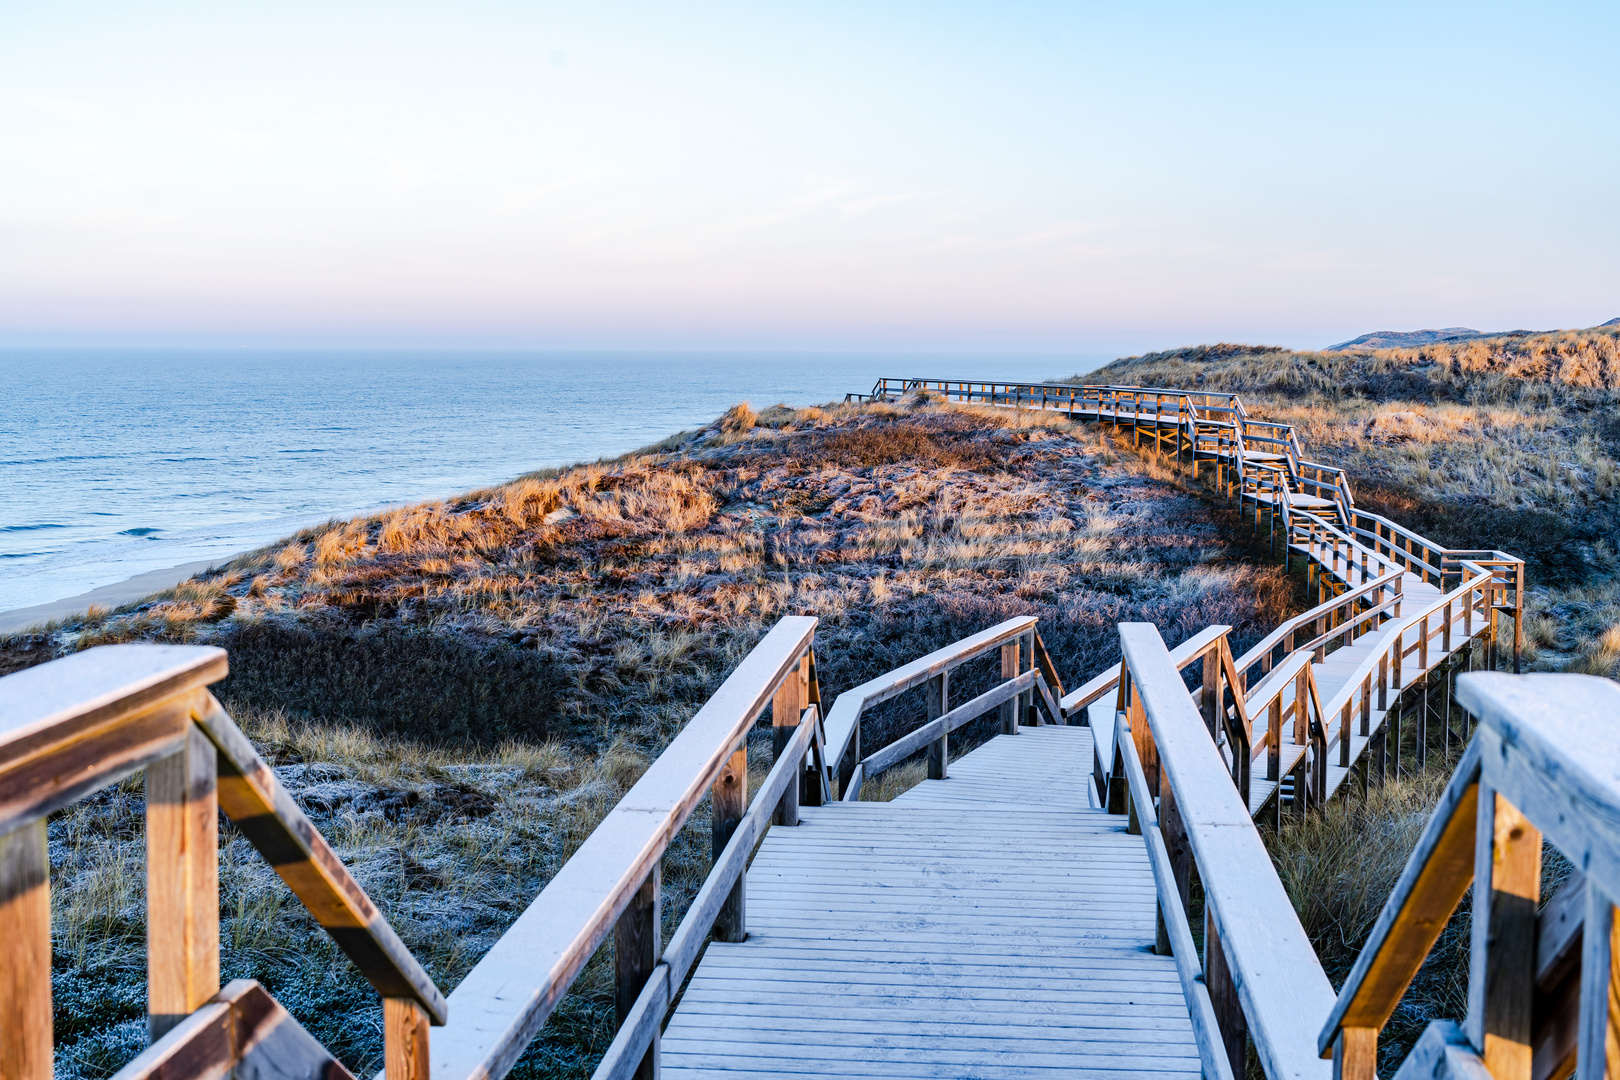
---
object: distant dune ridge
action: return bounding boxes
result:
[1326,318,1620,352]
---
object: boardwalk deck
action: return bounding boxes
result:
[663,725,1200,1079]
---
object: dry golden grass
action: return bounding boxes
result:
[15,394,1299,1079]
[1083,323,1620,674]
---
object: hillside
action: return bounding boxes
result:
[1084,322,1620,671]
[12,395,1294,1079]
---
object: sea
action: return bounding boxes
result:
[0,349,1107,613]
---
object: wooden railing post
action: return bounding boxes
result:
[1021,630,1036,726]
[146,721,220,1042]
[773,657,806,825]
[999,641,1019,735]
[0,820,51,1080]
[1201,648,1220,738]
[1333,1027,1377,1080]
[925,671,949,780]
[1205,908,1248,1080]
[1578,887,1620,1080]
[1158,782,1191,958]
[1467,787,1541,1080]
[615,867,661,1080]
[712,742,748,942]
[385,998,431,1080]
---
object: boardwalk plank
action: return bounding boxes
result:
[664,727,1198,1077]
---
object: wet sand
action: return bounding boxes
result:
[0,558,236,634]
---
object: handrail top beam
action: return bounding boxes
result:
[1059,623,1231,713]
[1119,623,1335,1080]
[822,615,1035,766]
[0,642,228,761]
[431,615,816,1080]
[1457,672,1620,902]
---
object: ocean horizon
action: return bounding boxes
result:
[0,348,1107,614]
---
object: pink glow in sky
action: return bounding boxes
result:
[2,1,1616,353]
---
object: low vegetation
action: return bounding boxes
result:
[14,395,1295,1079]
[1084,324,1616,1072]
[1083,321,1620,672]
[23,322,1610,1078]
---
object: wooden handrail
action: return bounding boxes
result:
[1064,623,1231,715]
[1118,623,1336,1080]
[430,616,817,1080]
[110,980,357,1080]
[864,373,1525,668]
[0,643,444,1080]
[590,705,822,1080]
[1318,672,1620,1080]
[843,669,1045,798]
[821,614,1038,792]
[1316,741,1483,1056]
[1114,714,1238,1080]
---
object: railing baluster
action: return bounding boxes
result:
[614,868,662,1080]
[925,671,949,779]
[1000,640,1019,735]
[0,820,51,1080]
[773,656,808,823]
[145,721,220,1042]
[1466,788,1540,1080]
[711,743,748,942]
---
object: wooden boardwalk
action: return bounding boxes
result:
[664,725,1201,1079]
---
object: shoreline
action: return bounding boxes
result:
[0,557,240,635]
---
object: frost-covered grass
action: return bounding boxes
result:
[23,396,1295,1079]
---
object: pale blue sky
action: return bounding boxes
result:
[1,1,1615,353]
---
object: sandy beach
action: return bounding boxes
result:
[0,557,235,635]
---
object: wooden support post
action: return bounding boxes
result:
[712,744,747,942]
[384,998,431,1080]
[1205,907,1248,1080]
[1267,696,1283,781]
[1158,782,1191,958]
[1577,887,1620,1080]
[1467,788,1541,1080]
[0,821,51,1080]
[1391,695,1404,778]
[1293,665,1310,746]
[1418,674,1430,771]
[1201,649,1220,738]
[772,658,805,826]
[615,866,661,1080]
[146,722,220,1042]
[999,642,1019,735]
[925,671,949,780]
[1021,631,1036,726]
[1334,1027,1378,1080]
[836,717,860,799]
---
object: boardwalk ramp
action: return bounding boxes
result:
[664,725,1197,1078]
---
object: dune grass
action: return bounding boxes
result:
[22,395,1299,1079]
[1082,322,1620,673]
